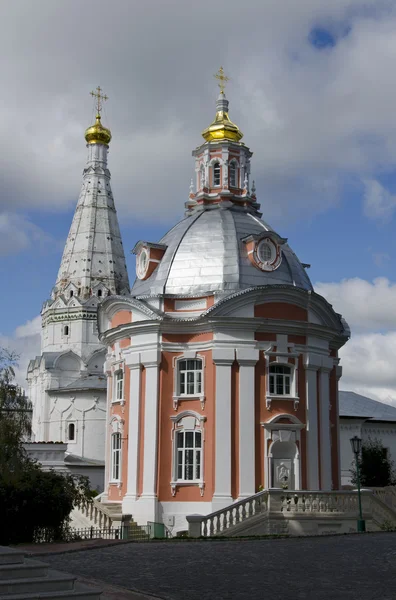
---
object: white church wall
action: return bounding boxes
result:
[339,419,364,487]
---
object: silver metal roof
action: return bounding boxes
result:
[339,391,396,421]
[132,207,313,297]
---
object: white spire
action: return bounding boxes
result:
[54,142,129,299]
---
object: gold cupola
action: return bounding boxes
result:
[84,86,112,146]
[202,67,243,143]
[85,114,112,146]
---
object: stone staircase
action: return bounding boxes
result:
[0,546,102,599]
[187,488,396,538]
[73,498,149,540]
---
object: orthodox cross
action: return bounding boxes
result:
[214,66,230,94]
[90,86,108,116]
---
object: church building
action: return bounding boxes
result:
[98,69,350,531]
[27,88,129,488]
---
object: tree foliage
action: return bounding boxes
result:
[0,348,92,545]
[351,437,396,488]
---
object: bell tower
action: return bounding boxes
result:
[27,89,130,480]
[186,67,261,216]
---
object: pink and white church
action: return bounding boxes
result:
[98,77,350,531]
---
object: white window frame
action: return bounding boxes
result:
[110,432,122,483]
[269,364,292,396]
[213,162,221,187]
[265,354,300,411]
[66,421,77,443]
[170,411,206,496]
[173,354,205,410]
[113,368,124,404]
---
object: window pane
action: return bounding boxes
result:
[195,450,201,479]
[285,377,290,394]
[276,375,283,395]
[185,450,194,480]
[195,432,202,448]
[180,372,185,394]
[177,449,183,479]
[185,432,194,448]
[269,375,274,394]
[176,431,184,449]
[179,360,186,370]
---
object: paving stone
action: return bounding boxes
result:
[45,533,396,600]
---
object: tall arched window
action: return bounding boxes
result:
[177,359,203,396]
[111,432,122,481]
[269,364,292,395]
[98,289,102,297]
[68,423,75,441]
[115,370,124,401]
[176,428,202,481]
[229,161,237,187]
[213,162,221,187]
[63,325,69,336]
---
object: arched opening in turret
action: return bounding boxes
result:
[213,162,221,187]
[98,289,102,298]
[70,290,74,298]
[229,161,238,187]
[63,325,69,336]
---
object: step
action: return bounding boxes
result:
[0,558,49,580]
[0,550,24,566]
[0,581,102,599]
[0,569,75,595]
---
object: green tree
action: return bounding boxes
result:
[0,349,32,480]
[0,349,93,544]
[351,437,395,488]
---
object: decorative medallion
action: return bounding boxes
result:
[136,247,149,279]
[254,237,281,272]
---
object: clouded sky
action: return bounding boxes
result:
[2,0,396,403]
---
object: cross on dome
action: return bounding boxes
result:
[214,66,230,95]
[90,86,108,117]
[85,86,112,146]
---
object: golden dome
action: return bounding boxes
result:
[84,114,112,146]
[202,91,243,143]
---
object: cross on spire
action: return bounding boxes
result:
[214,66,230,94]
[90,86,108,116]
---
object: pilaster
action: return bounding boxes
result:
[236,348,259,498]
[319,359,333,490]
[140,349,161,517]
[303,353,321,490]
[212,348,235,509]
[124,352,141,503]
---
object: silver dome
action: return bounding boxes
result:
[131,207,312,297]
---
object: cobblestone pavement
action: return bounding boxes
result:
[44,533,396,600]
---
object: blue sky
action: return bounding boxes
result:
[2,0,396,402]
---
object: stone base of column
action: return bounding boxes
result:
[211,494,234,512]
[122,494,158,526]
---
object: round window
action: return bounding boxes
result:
[137,249,149,279]
[257,240,274,264]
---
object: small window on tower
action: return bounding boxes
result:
[64,325,69,336]
[70,290,74,298]
[213,162,221,187]
[98,289,102,297]
[68,423,75,441]
[229,162,237,187]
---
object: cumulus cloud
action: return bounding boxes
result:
[0,316,41,388]
[0,0,396,223]
[340,331,396,405]
[363,180,396,221]
[0,213,54,257]
[315,277,396,331]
